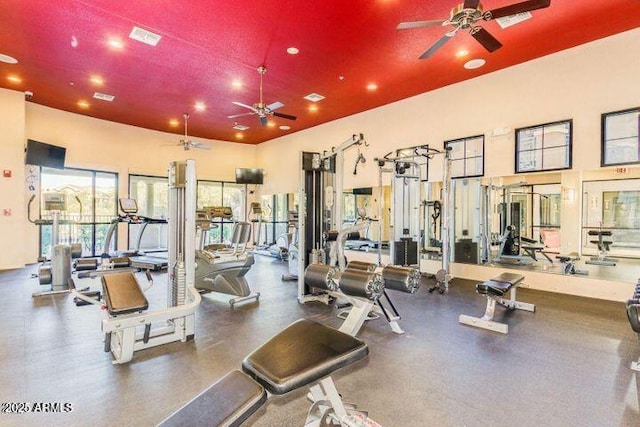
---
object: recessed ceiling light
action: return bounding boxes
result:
[338,75,345,81]
[367,83,378,91]
[231,80,243,88]
[71,36,79,48]
[129,26,161,46]
[308,105,318,113]
[108,39,124,49]
[286,47,299,55]
[90,75,104,86]
[169,119,180,127]
[267,121,276,128]
[194,102,206,112]
[7,75,22,84]
[235,132,244,139]
[0,53,18,64]
[303,93,325,102]
[233,124,249,131]
[77,100,90,109]
[456,49,469,58]
[279,125,291,131]
[464,59,486,69]
[93,92,115,102]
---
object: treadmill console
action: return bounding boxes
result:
[119,198,138,214]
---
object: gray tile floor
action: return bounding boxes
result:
[0,256,639,427]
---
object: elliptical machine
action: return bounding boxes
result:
[28,192,82,297]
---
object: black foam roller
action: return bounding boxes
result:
[338,269,384,301]
[381,265,421,294]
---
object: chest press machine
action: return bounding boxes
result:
[458,272,535,334]
[72,160,201,364]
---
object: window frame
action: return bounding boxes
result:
[38,166,119,257]
[196,179,247,244]
[515,119,573,174]
[444,134,485,179]
[601,106,640,167]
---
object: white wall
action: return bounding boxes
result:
[0,89,27,269]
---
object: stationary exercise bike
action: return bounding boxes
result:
[29,192,82,297]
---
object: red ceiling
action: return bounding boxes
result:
[0,0,639,144]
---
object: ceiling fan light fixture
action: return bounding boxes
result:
[464,58,486,69]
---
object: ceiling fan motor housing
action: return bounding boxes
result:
[450,3,484,29]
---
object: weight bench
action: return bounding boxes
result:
[556,254,588,275]
[459,272,535,334]
[159,319,379,427]
[626,279,640,372]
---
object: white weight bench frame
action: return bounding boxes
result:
[459,272,535,334]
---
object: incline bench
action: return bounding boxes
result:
[626,279,640,371]
[459,272,535,334]
[159,319,379,426]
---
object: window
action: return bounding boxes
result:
[129,175,169,252]
[516,120,572,173]
[197,180,246,244]
[445,135,484,178]
[258,194,293,245]
[601,107,640,166]
[38,167,118,257]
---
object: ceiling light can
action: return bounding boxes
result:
[464,58,486,69]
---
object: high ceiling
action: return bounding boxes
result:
[1,1,639,144]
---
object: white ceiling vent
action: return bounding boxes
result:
[495,12,532,29]
[129,26,162,46]
[93,92,115,102]
[233,124,249,131]
[303,93,325,102]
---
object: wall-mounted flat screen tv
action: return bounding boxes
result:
[235,168,264,185]
[25,139,66,169]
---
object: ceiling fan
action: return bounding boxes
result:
[174,113,211,151]
[227,66,297,127]
[397,0,551,59]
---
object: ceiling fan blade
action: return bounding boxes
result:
[487,0,550,20]
[397,20,446,30]
[227,112,255,119]
[463,0,481,9]
[471,27,502,52]
[272,111,297,121]
[232,101,257,111]
[267,101,284,111]
[260,116,268,127]
[419,33,452,59]
[191,141,212,151]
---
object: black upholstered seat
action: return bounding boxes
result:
[159,370,267,427]
[242,319,368,395]
[476,273,524,297]
[627,302,640,333]
[102,272,148,316]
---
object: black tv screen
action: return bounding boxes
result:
[352,187,373,195]
[235,168,264,185]
[25,139,66,169]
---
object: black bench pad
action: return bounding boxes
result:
[476,273,524,297]
[158,370,266,427]
[242,319,368,395]
[102,272,148,316]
